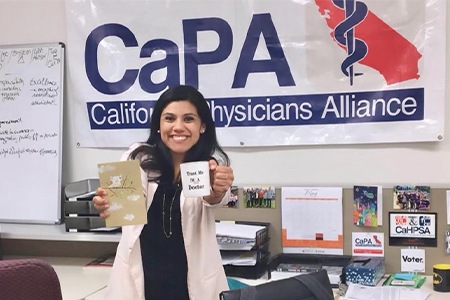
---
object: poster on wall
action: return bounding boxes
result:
[243,186,276,209]
[353,185,382,227]
[65,0,446,148]
[281,187,343,255]
[389,212,437,247]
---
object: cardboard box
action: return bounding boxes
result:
[345,257,385,286]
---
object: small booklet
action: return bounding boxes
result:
[98,160,147,227]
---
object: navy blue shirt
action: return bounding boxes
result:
[139,182,189,300]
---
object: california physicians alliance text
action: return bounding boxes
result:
[87,88,424,129]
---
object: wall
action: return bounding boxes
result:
[1,1,448,188]
[215,188,449,275]
[0,0,449,272]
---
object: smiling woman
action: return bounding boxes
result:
[93,85,235,300]
[159,101,205,163]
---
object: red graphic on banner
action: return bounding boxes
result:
[395,215,407,226]
[314,0,422,85]
[373,235,382,245]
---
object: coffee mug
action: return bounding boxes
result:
[180,161,211,197]
[433,264,450,292]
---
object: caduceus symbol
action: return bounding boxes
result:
[332,0,368,85]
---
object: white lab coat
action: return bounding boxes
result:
[105,145,229,300]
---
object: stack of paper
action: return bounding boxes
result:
[343,283,430,300]
[215,222,266,266]
[215,222,265,251]
[270,264,342,285]
[221,251,258,266]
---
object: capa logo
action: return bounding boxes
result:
[315,0,422,86]
[355,238,372,245]
[85,14,294,95]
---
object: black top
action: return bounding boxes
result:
[139,182,189,300]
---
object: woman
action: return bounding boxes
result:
[93,85,234,300]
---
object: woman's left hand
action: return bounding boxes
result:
[206,159,234,202]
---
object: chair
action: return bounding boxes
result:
[220,269,334,300]
[0,258,62,300]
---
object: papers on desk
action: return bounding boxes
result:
[221,251,257,266]
[215,222,265,251]
[217,237,256,251]
[343,283,430,300]
[216,222,265,239]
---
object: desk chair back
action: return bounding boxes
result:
[220,270,334,300]
[0,258,62,300]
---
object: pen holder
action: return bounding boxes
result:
[433,264,450,292]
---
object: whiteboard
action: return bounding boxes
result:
[0,43,64,224]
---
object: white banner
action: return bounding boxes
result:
[65,0,446,148]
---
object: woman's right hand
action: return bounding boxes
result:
[93,187,110,219]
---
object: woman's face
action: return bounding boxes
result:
[159,100,205,159]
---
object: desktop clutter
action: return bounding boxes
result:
[218,185,450,300]
[60,180,450,299]
[63,179,115,232]
[216,221,270,279]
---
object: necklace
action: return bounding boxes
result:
[162,187,179,238]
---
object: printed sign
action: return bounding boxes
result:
[400,248,425,273]
[352,232,384,257]
[389,212,437,247]
[65,0,446,148]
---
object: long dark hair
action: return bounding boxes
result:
[130,85,229,182]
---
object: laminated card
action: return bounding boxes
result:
[98,160,147,227]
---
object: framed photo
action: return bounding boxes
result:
[223,186,239,208]
[389,212,437,247]
[393,185,430,210]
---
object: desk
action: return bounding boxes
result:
[232,275,447,300]
[0,223,121,242]
[4,256,450,300]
